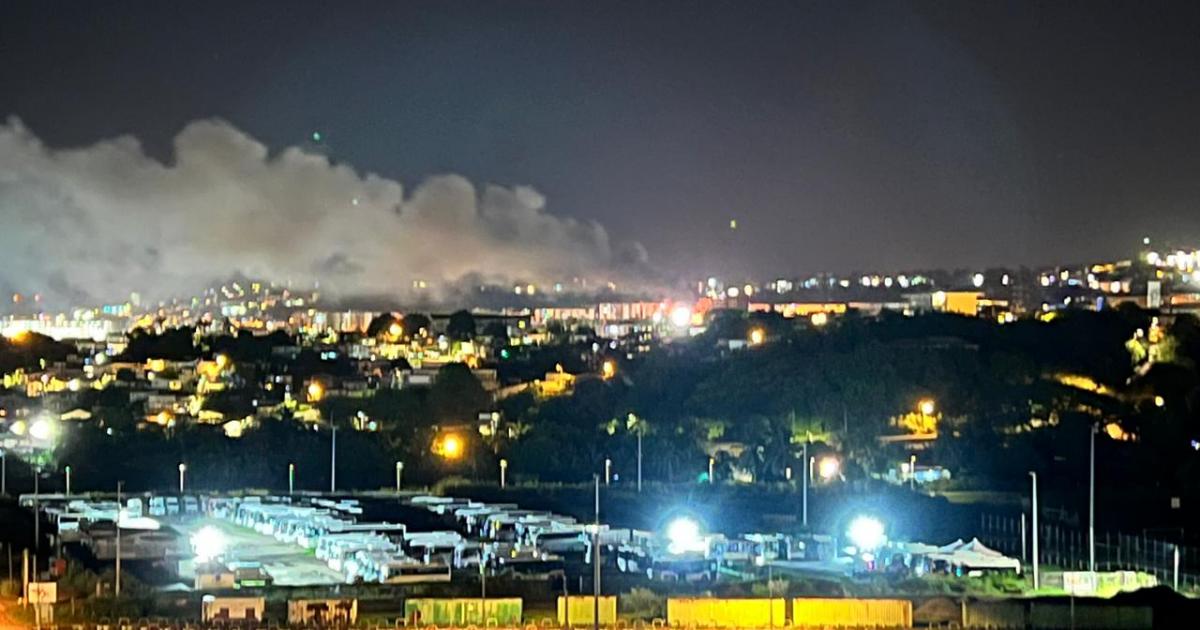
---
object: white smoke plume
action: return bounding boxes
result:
[0,117,649,308]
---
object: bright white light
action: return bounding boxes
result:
[29,418,55,441]
[670,305,692,328]
[972,273,985,288]
[847,516,886,551]
[666,517,706,555]
[818,456,840,480]
[191,525,228,562]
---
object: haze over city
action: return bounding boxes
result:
[4,2,1200,629]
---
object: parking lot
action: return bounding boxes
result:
[173,516,344,586]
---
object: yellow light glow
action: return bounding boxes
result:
[147,359,166,373]
[440,434,464,459]
[215,354,229,369]
[919,399,936,416]
[810,312,829,327]
[749,328,765,345]
[601,360,616,380]
[388,322,403,338]
[307,381,324,401]
[1154,395,1165,408]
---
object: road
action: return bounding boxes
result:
[0,599,27,630]
[172,517,344,587]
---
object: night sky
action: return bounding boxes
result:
[4,0,1200,283]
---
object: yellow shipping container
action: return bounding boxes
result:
[558,596,618,626]
[668,598,785,627]
[791,598,912,628]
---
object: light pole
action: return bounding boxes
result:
[65,466,71,496]
[604,458,611,485]
[592,474,600,630]
[1089,424,1096,572]
[909,454,917,491]
[708,457,714,484]
[1030,471,1040,590]
[178,463,186,493]
[395,461,403,492]
[288,463,295,495]
[630,413,643,493]
[499,459,508,489]
[2,449,6,496]
[801,442,808,528]
[115,481,123,596]
[330,425,337,494]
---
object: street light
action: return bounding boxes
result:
[1030,471,1040,590]
[288,463,295,495]
[499,459,508,488]
[749,328,765,346]
[919,399,936,416]
[439,434,463,459]
[395,461,403,492]
[817,456,840,481]
[909,454,917,491]
[65,465,71,496]
[604,458,611,485]
[178,463,187,493]
[601,360,616,380]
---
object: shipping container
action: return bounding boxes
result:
[558,596,618,626]
[962,600,1026,629]
[404,598,522,626]
[667,598,785,627]
[790,597,912,628]
[288,599,358,625]
[1028,603,1152,630]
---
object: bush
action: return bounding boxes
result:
[619,587,664,619]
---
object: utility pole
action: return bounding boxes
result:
[802,442,808,528]
[33,466,39,571]
[593,474,600,630]
[395,461,403,492]
[115,481,123,596]
[637,424,643,493]
[289,463,295,495]
[65,466,71,496]
[1089,424,1096,572]
[1030,472,1040,590]
[330,425,337,493]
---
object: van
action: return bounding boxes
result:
[149,496,167,517]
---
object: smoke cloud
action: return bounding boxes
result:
[0,117,649,308]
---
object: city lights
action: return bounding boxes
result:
[919,399,936,416]
[818,456,840,481]
[669,305,692,328]
[29,417,56,441]
[437,434,464,459]
[601,360,616,380]
[191,525,228,562]
[307,381,324,402]
[847,516,886,551]
[666,517,706,555]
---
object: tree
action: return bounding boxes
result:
[403,313,432,336]
[446,310,477,341]
[429,363,490,422]
[366,313,401,338]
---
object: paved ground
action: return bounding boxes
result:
[0,599,28,630]
[172,517,344,587]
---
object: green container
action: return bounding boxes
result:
[405,598,523,626]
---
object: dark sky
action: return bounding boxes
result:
[4,0,1200,281]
